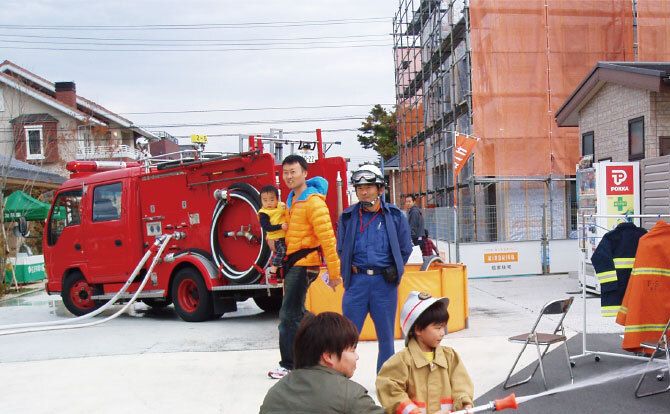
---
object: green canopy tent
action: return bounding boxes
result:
[2,190,61,222]
[2,190,63,286]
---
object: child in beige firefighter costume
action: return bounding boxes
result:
[376,291,474,414]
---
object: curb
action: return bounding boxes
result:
[0,284,45,304]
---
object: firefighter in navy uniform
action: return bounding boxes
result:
[590,221,647,317]
[337,165,413,372]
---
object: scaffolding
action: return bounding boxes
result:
[393,0,470,210]
[392,0,649,243]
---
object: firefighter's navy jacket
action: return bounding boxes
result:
[590,222,647,317]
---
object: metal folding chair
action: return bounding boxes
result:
[503,297,575,390]
[634,317,670,398]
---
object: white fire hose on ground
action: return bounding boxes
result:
[0,234,173,336]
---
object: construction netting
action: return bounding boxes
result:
[393,0,670,239]
[395,40,427,197]
[469,0,634,177]
[423,179,576,243]
[637,1,670,61]
[396,100,425,198]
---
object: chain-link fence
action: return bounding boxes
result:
[423,203,578,243]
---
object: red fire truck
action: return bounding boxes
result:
[43,132,348,322]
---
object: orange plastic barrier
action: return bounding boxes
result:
[305,264,468,341]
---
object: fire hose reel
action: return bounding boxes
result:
[210,183,270,284]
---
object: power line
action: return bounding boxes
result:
[0,128,366,142]
[138,115,368,129]
[0,17,391,31]
[0,115,379,133]
[171,128,364,138]
[0,38,388,47]
[0,44,391,52]
[0,122,368,133]
[120,103,394,115]
[0,32,390,42]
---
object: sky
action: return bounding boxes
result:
[0,0,398,166]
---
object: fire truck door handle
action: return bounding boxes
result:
[115,240,122,247]
[74,243,81,251]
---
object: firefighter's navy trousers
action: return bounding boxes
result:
[342,272,398,372]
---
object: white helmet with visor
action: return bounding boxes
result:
[351,164,385,187]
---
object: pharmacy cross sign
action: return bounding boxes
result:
[613,197,628,212]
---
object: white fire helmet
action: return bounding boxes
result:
[351,164,385,187]
[400,291,450,345]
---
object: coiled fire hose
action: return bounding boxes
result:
[210,185,269,284]
[0,234,172,336]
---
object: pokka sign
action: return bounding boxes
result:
[605,165,634,195]
[601,163,639,229]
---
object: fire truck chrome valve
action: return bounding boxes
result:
[213,189,228,201]
[171,231,186,240]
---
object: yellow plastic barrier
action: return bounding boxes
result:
[435,263,469,332]
[305,263,468,341]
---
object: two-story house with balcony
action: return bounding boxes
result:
[0,60,159,177]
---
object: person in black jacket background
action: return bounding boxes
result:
[404,195,424,246]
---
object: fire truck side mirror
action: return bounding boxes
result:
[136,137,149,152]
[18,217,28,236]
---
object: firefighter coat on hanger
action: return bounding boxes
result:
[590,222,647,317]
[616,220,670,354]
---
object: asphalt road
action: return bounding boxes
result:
[2,274,654,414]
[0,291,278,363]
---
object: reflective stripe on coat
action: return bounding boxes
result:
[616,220,670,353]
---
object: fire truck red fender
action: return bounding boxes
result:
[165,251,224,322]
[210,182,271,284]
[166,251,219,290]
[46,264,92,294]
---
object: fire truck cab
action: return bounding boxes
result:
[43,133,348,322]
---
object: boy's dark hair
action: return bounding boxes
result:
[259,185,279,198]
[406,194,416,201]
[294,312,359,369]
[424,229,429,237]
[409,300,449,339]
[282,154,308,171]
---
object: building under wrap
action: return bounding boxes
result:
[393,0,670,242]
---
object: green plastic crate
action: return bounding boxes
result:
[4,255,46,284]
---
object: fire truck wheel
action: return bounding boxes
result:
[61,271,101,316]
[253,294,283,313]
[142,298,172,309]
[171,268,213,322]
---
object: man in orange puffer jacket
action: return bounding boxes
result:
[268,154,342,379]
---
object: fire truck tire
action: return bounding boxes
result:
[253,294,283,313]
[142,298,172,309]
[61,271,102,316]
[171,268,213,322]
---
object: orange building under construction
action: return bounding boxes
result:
[393,0,670,242]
